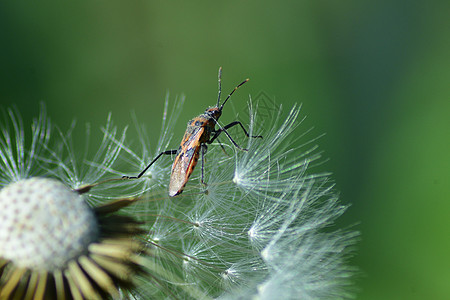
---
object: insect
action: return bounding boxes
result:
[123,67,262,196]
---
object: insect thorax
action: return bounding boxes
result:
[205,107,222,120]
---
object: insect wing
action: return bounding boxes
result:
[168,127,203,197]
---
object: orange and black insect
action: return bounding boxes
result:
[124,67,262,196]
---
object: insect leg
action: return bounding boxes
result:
[216,137,229,156]
[222,121,263,139]
[200,144,208,185]
[209,121,262,151]
[123,149,178,179]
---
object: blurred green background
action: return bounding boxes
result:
[1,1,449,299]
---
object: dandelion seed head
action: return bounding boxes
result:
[221,266,240,286]
[183,256,192,266]
[260,248,270,261]
[247,226,257,238]
[0,177,98,271]
[232,171,242,185]
[247,223,265,249]
[0,106,154,299]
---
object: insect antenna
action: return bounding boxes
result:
[217,67,222,107]
[219,76,249,111]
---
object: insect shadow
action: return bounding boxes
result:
[123,67,262,197]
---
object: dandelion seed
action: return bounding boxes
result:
[0,106,50,184]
